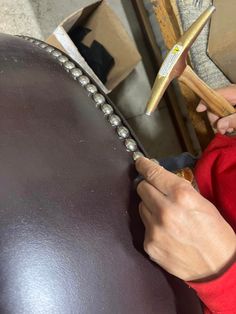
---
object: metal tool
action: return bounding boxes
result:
[145,6,236,117]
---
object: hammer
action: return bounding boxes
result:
[145,6,236,117]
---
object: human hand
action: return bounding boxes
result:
[196,84,236,134]
[136,157,236,281]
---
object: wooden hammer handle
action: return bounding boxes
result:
[179,65,236,117]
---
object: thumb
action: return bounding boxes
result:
[217,113,236,134]
[196,103,207,112]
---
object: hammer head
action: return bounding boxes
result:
[146,5,216,115]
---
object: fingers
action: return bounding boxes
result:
[207,111,220,126]
[135,157,185,196]
[197,104,219,130]
[137,180,169,213]
[217,113,236,134]
[216,85,236,104]
[196,103,207,112]
[217,119,229,134]
[139,202,152,228]
[228,128,234,133]
[197,102,219,124]
[196,85,236,129]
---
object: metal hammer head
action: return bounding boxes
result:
[145,5,216,115]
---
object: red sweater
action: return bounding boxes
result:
[188,134,236,314]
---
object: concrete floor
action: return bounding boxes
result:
[0,0,182,158]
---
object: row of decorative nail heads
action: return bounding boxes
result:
[18,36,144,161]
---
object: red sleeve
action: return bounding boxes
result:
[188,262,236,314]
[189,134,236,313]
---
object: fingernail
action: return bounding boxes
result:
[133,151,144,161]
[150,158,160,165]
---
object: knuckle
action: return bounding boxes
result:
[143,230,160,258]
[172,181,193,204]
[139,202,145,214]
[137,180,145,195]
[143,239,156,258]
[138,202,143,211]
[146,165,163,182]
[138,202,142,213]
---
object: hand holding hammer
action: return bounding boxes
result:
[146,6,235,118]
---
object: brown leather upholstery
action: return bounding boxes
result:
[0,33,202,313]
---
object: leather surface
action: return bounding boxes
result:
[0,33,202,314]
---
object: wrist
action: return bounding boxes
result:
[194,232,236,282]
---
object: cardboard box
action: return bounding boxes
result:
[47,0,141,93]
[208,0,236,83]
